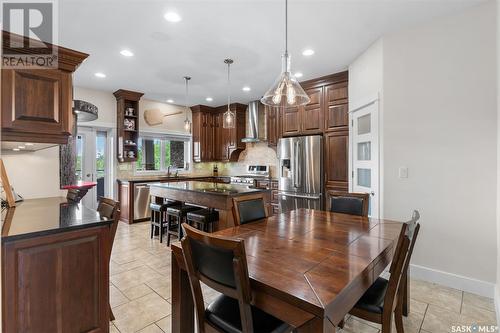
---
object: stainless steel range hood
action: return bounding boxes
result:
[242,100,267,143]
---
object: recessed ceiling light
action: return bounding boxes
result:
[167,99,174,103]
[18,146,26,149]
[12,148,20,151]
[164,11,182,23]
[302,49,315,56]
[242,86,251,92]
[206,97,213,102]
[94,72,106,78]
[25,143,34,146]
[120,49,134,57]
[294,72,303,78]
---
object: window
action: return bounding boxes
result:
[136,134,190,172]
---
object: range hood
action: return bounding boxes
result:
[242,101,267,143]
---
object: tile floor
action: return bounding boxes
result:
[109,221,497,333]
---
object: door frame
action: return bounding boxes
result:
[77,126,115,208]
[348,94,381,218]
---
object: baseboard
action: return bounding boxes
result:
[495,285,500,326]
[409,264,495,298]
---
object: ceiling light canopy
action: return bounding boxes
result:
[164,11,181,23]
[261,0,310,107]
[120,49,134,57]
[302,49,315,56]
[94,72,106,78]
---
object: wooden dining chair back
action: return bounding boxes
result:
[347,210,421,333]
[232,193,268,225]
[328,191,369,217]
[181,223,290,333]
[181,223,254,332]
[97,197,120,321]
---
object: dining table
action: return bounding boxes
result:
[170,208,405,333]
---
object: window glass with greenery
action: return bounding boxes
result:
[136,135,189,172]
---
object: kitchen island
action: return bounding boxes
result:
[1,197,112,333]
[149,181,270,230]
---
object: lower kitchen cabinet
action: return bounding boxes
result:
[2,226,110,333]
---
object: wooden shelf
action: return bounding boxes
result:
[114,89,144,164]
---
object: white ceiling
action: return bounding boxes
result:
[58,0,486,106]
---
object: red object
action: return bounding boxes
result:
[62,181,97,190]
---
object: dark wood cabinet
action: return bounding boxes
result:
[281,87,324,137]
[114,89,144,163]
[324,82,349,131]
[1,32,88,144]
[2,226,110,333]
[324,129,349,191]
[191,103,246,162]
[266,106,280,148]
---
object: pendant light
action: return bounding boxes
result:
[183,76,192,133]
[223,59,235,129]
[261,0,310,107]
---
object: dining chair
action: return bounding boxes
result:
[97,197,120,322]
[328,191,370,216]
[232,193,268,225]
[181,223,291,333]
[339,210,421,333]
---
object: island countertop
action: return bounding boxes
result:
[1,197,112,242]
[148,180,268,196]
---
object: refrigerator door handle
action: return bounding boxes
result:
[294,141,300,188]
[279,192,321,200]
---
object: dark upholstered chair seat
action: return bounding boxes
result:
[354,277,389,314]
[206,295,290,333]
[167,205,200,215]
[187,209,219,222]
[150,200,180,212]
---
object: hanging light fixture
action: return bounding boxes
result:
[261,0,310,107]
[183,76,192,133]
[223,59,235,129]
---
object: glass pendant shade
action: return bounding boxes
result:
[261,53,310,107]
[184,114,191,133]
[183,76,192,133]
[223,108,235,129]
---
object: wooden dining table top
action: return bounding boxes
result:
[171,208,403,330]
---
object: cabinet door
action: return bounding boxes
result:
[324,130,349,191]
[266,106,280,147]
[213,113,221,161]
[324,82,348,131]
[301,87,324,135]
[2,69,73,144]
[281,106,300,136]
[201,112,213,161]
[192,112,202,162]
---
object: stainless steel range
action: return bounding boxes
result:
[230,165,270,186]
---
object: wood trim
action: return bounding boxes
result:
[0,159,16,207]
[113,89,144,101]
[300,71,348,89]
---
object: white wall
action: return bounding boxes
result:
[496,0,500,318]
[350,1,497,296]
[2,147,65,199]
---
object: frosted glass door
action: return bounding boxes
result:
[351,100,379,218]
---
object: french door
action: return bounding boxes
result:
[76,127,112,209]
[350,98,380,218]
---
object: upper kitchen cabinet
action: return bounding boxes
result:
[324,81,349,130]
[266,105,281,148]
[191,103,246,162]
[1,31,88,144]
[281,86,324,136]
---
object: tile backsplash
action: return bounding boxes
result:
[116,142,278,179]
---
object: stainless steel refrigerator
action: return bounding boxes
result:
[277,135,323,212]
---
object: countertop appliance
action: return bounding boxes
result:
[133,183,151,220]
[230,165,270,186]
[277,135,323,211]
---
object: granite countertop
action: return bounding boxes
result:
[148,181,269,196]
[1,197,112,242]
[116,175,228,183]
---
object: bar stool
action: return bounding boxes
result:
[150,199,181,243]
[186,209,219,233]
[166,205,200,246]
